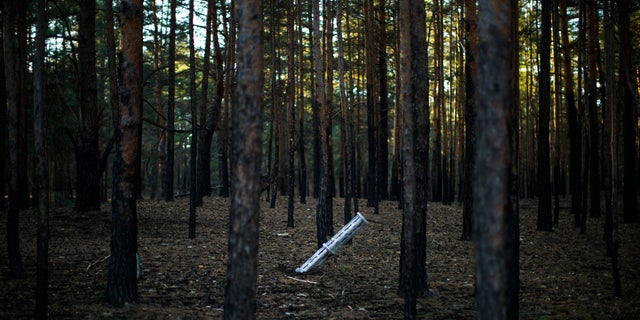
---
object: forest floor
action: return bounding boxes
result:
[1,196,639,319]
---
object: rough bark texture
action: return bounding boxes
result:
[474,0,519,319]
[34,0,49,317]
[107,0,143,306]
[76,0,101,212]
[537,0,552,232]
[223,0,263,317]
[398,0,429,316]
[4,0,24,279]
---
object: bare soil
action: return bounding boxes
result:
[1,196,639,319]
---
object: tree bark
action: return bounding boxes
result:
[188,0,198,238]
[163,0,177,202]
[0,23,5,211]
[3,0,24,279]
[107,0,143,305]
[537,0,553,232]
[223,0,263,316]
[474,0,519,318]
[287,0,296,228]
[75,0,101,212]
[461,0,477,241]
[586,0,600,218]
[398,0,430,316]
[619,0,638,223]
[34,0,49,317]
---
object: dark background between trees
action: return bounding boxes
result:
[1,0,639,319]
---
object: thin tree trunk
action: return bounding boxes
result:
[34,0,49,316]
[561,0,581,227]
[461,0,477,241]
[587,0,600,218]
[163,0,177,202]
[619,0,638,223]
[197,0,215,203]
[287,0,296,228]
[76,0,101,212]
[107,0,143,305]
[537,0,552,232]
[0,12,6,211]
[188,0,198,238]
[337,0,353,225]
[377,0,389,201]
[4,0,24,279]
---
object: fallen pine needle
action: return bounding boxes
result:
[86,255,110,272]
[286,276,318,285]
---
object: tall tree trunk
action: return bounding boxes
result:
[377,0,389,201]
[365,0,378,210]
[34,0,49,317]
[586,0,600,218]
[163,0,177,202]
[4,0,24,279]
[76,0,101,212]
[220,0,236,198]
[337,0,354,224]
[619,0,638,223]
[0,25,5,211]
[398,0,430,316]
[474,0,519,318]
[433,0,444,203]
[287,0,296,227]
[561,0,581,227]
[150,0,163,200]
[197,0,215,203]
[188,0,198,238]
[552,0,562,224]
[537,0,552,232]
[107,0,143,305]
[603,0,621,297]
[461,0,477,241]
[297,0,307,204]
[508,0,521,316]
[16,0,28,209]
[223,0,263,315]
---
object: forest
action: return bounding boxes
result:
[1,0,639,319]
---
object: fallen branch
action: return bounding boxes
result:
[286,276,318,285]
[86,255,110,272]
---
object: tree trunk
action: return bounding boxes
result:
[474,0,519,318]
[107,0,143,305]
[377,0,389,201]
[297,0,307,204]
[619,0,638,223]
[537,0,552,232]
[188,0,198,238]
[3,0,24,279]
[313,0,332,247]
[220,0,236,198]
[461,0,477,241]
[34,0,49,317]
[398,0,430,316]
[76,0,101,212]
[223,0,263,315]
[0,27,5,211]
[287,0,296,228]
[365,0,378,210]
[197,0,215,203]
[560,0,581,227]
[163,0,177,202]
[586,0,600,218]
